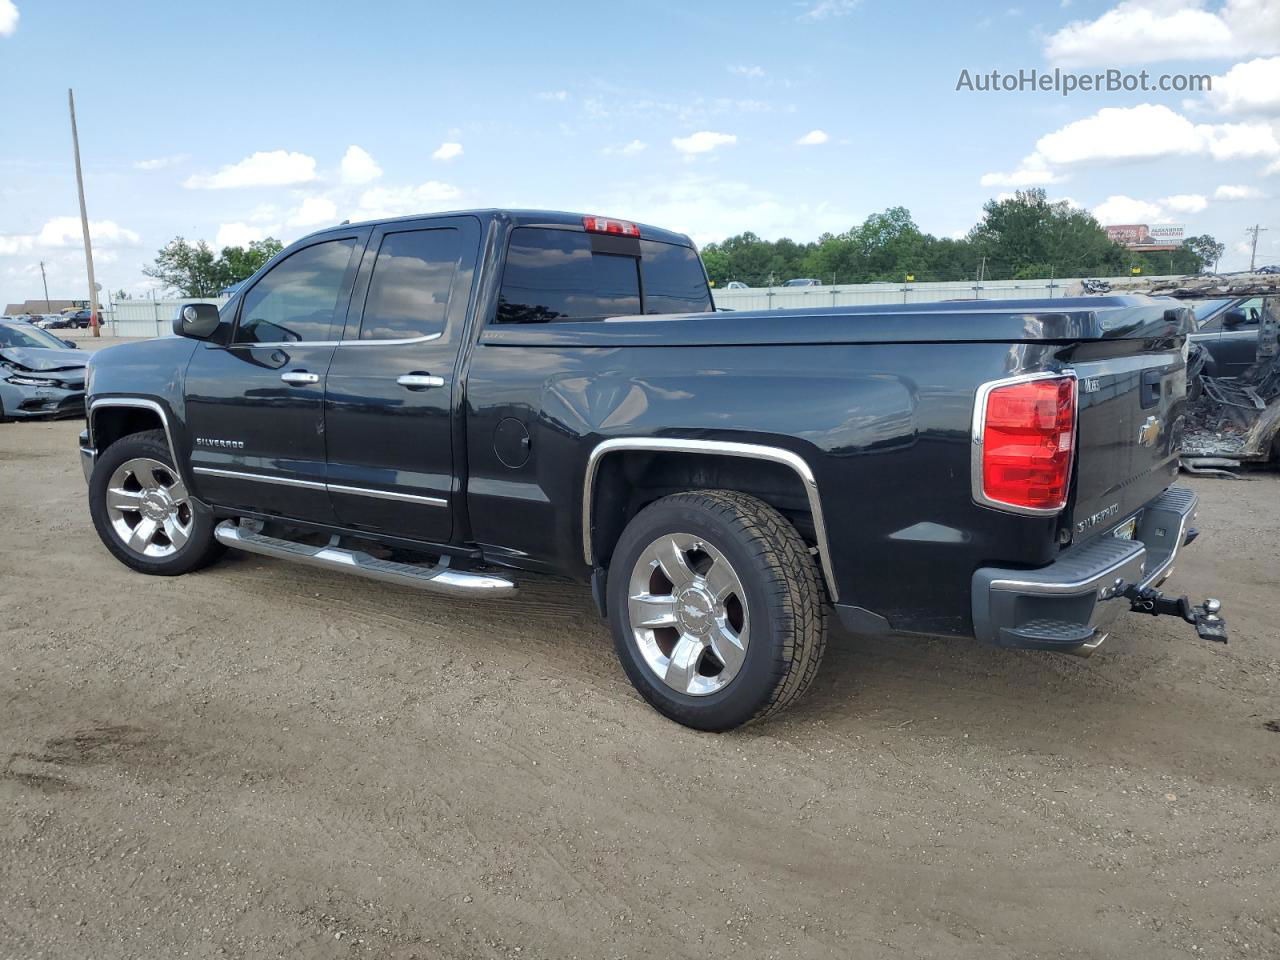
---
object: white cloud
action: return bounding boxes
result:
[356,181,461,219]
[134,154,187,171]
[1044,0,1280,66]
[1002,105,1280,181]
[339,145,382,185]
[728,64,765,78]
[1093,194,1164,224]
[538,90,569,101]
[798,0,861,22]
[1161,192,1209,213]
[1,217,141,256]
[1203,57,1280,116]
[0,0,17,37]
[796,129,830,146]
[41,217,140,248]
[1200,121,1280,159]
[980,154,1063,187]
[1214,183,1265,199]
[431,141,463,162]
[588,174,856,247]
[671,131,737,154]
[184,150,318,189]
[1036,104,1201,164]
[215,222,275,248]
[603,139,647,156]
[287,196,339,227]
[0,234,33,255]
[1266,158,1280,175]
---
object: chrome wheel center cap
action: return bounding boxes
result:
[675,586,715,635]
[140,489,174,521]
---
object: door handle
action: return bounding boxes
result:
[396,373,445,389]
[280,371,319,385]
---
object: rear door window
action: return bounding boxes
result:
[358,228,462,340]
[495,227,710,323]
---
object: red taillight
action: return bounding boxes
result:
[582,215,640,237]
[978,376,1076,512]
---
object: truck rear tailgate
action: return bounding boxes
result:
[1067,314,1188,542]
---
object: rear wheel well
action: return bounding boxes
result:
[92,406,166,455]
[590,451,817,568]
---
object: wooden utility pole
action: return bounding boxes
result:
[1245,224,1268,273]
[68,88,101,337]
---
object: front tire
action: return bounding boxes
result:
[607,490,828,731]
[89,429,225,575]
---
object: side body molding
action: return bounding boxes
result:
[581,437,839,601]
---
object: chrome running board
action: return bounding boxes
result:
[214,520,517,597]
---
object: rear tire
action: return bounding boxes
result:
[89,429,225,576]
[607,490,828,731]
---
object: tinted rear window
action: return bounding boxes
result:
[496,227,710,323]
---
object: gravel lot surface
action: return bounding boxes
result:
[1,415,1277,959]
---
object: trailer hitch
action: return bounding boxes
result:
[1122,585,1228,643]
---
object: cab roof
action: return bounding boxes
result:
[304,209,695,248]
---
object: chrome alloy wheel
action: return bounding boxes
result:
[104,457,193,559]
[627,533,750,696]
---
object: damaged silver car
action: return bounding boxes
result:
[0,320,88,422]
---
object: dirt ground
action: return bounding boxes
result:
[1,412,1278,960]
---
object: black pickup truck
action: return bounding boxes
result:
[80,209,1225,730]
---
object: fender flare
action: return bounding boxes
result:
[581,437,839,601]
[88,397,185,481]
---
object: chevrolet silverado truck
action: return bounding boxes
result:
[79,209,1226,730]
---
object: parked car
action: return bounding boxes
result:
[65,308,101,329]
[725,281,748,290]
[782,278,821,287]
[0,320,86,421]
[79,209,1225,730]
[1189,296,1272,378]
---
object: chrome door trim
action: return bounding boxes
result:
[279,371,320,385]
[971,370,1078,518]
[87,397,179,467]
[231,332,445,349]
[327,482,447,507]
[193,466,328,490]
[582,437,838,601]
[193,466,448,506]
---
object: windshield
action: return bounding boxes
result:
[1192,299,1233,322]
[0,323,72,350]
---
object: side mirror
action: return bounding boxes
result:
[1222,310,1246,329]
[62,339,78,349]
[173,302,222,341]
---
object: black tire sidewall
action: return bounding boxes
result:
[607,496,792,731]
[89,431,221,575]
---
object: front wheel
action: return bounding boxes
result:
[607,490,828,731]
[88,429,225,575]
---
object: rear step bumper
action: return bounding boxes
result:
[214,521,517,597]
[971,486,1197,655]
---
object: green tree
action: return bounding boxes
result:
[1183,234,1225,272]
[219,238,283,286]
[143,236,283,296]
[968,189,1124,280]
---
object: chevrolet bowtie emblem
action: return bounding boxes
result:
[1138,415,1162,448]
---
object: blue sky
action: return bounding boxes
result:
[1,0,1278,307]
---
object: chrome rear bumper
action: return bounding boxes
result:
[971,486,1198,654]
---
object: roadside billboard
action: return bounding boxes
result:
[1105,223,1185,250]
